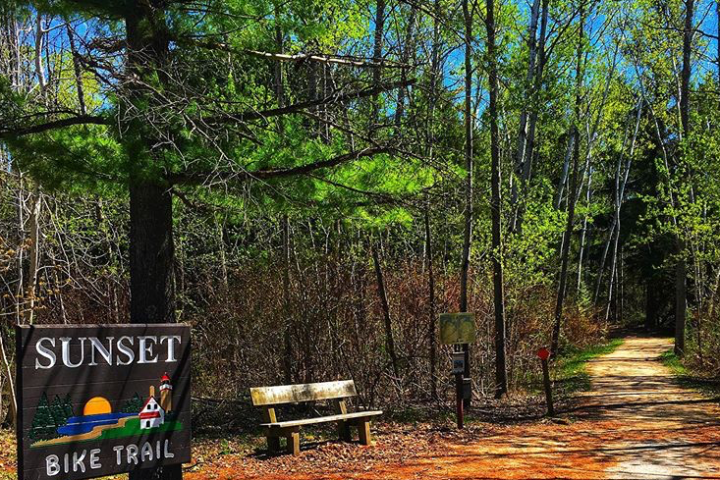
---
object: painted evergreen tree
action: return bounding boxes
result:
[49,394,74,426]
[121,393,143,413]
[29,393,60,441]
[62,394,75,419]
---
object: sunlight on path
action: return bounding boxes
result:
[578,337,720,479]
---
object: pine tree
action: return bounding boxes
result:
[121,393,143,413]
[29,393,60,441]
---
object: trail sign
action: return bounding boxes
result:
[452,352,465,374]
[16,324,191,480]
[439,313,476,345]
[537,347,551,361]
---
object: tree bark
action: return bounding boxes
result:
[372,243,400,382]
[551,5,584,355]
[513,0,550,232]
[511,0,541,209]
[66,23,86,114]
[459,0,474,403]
[394,5,416,135]
[604,102,642,319]
[576,172,592,295]
[125,2,181,478]
[486,0,507,398]
[424,208,437,400]
[25,186,41,324]
[370,0,386,132]
[675,0,694,356]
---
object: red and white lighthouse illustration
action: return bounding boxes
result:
[139,374,173,429]
[160,372,173,412]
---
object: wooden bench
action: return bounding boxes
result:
[250,380,382,456]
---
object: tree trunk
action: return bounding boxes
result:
[25,186,41,324]
[282,216,293,384]
[675,0,694,356]
[555,133,575,209]
[34,14,46,94]
[486,0,507,398]
[514,0,550,232]
[551,5,584,355]
[66,23,86,114]
[459,0,474,403]
[372,243,400,382]
[511,0,541,213]
[424,208,437,400]
[576,172,592,295]
[605,103,642,319]
[126,2,181,478]
[370,0,386,132]
[394,5,416,135]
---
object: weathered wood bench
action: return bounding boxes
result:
[250,380,382,456]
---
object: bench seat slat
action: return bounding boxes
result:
[261,410,383,428]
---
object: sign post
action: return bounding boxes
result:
[537,347,554,417]
[452,351,465,429]
[440,313,475,429]
[16,324,191,480]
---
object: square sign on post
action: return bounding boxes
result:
[452,351,465,374]
[439,313,476,345]
[16,324,191,480]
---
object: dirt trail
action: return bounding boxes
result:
[576,336,720,479]
[185,337,720,480]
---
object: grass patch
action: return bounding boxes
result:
[554,338,624,396]
[660,349,720,397]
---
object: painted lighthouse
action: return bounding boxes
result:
[139,373,173,430]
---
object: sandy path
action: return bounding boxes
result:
[576,337,720,479]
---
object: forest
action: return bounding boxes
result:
[0,0,719,478]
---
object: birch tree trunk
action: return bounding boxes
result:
[25,186,41,324]
[370,0,386,132]
[551,5,584,355]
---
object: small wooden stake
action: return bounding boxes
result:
[537,347,554,416]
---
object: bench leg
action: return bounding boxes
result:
[267,435,280,453]
[286,431,300,456]
[358,420,372,446]
[338,421,351,442]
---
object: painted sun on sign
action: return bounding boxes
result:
[30,373,182,448]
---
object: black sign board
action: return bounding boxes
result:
[16,324,191,480]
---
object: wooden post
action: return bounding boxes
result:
[287,430,300,456]
[335,399,351,441]
[358,420,372,446]
[537,348,554,416]
[455,372,464,429]
[452,349,465,429]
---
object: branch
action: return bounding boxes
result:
[186,38,409,69]
[0,115,108,138]
[204,79,415,125]
[243,49,409,69]
[169,146,391,185]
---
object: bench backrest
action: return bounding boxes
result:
[250,380,357,407]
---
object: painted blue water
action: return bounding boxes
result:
[57,412,136,436]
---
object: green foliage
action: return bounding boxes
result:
[120,393,144,413]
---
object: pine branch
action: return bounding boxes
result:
[169,146,391,185]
